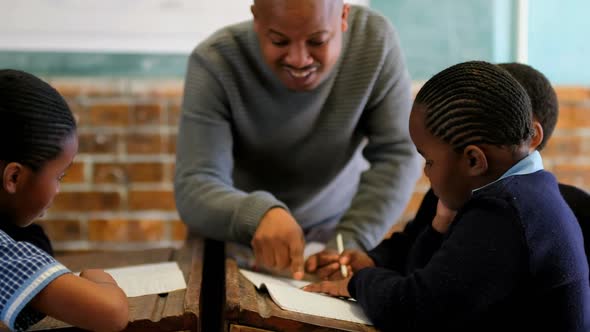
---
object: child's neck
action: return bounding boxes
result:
[472,144,530,190]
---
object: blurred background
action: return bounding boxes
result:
[0,0,588,251]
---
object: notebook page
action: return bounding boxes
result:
[78,262,187,298]
[240,269,372,325]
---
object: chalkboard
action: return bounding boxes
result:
[371,0,497,81]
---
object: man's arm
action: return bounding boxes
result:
[175,52,288,245]
[333,30,421,251]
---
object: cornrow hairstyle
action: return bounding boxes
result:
[0,69,76,172]
[498,62,558,151]
[414,61,533,152]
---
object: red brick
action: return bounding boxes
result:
[51,192,121,212]
[88,102,130,126]
[168,102,182,126]
[78,133,119,154]
[128,190,176,211]
[555,86,590,103]
[542,135,582,157]
[88,219,165,242]
[132,103,163,125]
[93,162,164,184]
[555,105,590,129]
[164,162,176,182]
[171,220,188,241]
[126,133,163,154]
[130,81,183,98]
[36,219,82,241]
[167,133,177,154]
[552,164,590,188]
[62,161,85,184]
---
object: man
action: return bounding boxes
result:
[175,0,419,279]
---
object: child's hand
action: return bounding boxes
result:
[306,249,375,280]
[303,276,352,298]
[432,200,457,234]
[79,269,117,285]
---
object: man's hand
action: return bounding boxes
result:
[432,199,457,234]
[306,249,375,280]
[252,207,305,280]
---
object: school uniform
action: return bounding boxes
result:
[0,229,69,331]
[349,152,590,331]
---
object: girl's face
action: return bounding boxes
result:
[12,133,78,227]
[409,105,473,210]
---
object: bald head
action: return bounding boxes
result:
[252,0,343,22]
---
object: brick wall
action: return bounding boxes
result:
[39,79,590,250]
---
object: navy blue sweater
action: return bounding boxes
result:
[349,170,590,331]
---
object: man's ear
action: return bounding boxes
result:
[463,145,488,176]
[341,4,350,32]
[529,121,544,152]
[251,5,259,32]
[2,162,24,194]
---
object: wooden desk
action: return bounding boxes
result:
[223,257,378,332]
[29,237,203,332]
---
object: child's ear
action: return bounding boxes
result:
[2,162,24,194]
[529,121,544,152]
[463,145,488,176]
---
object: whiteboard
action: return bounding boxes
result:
[0,0,369,53]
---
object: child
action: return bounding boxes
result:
[0,69,128,332]
[304,61,590,330]
[307,62,590,280]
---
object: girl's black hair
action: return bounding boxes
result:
[414,61,533,152]
[0,69,76,171]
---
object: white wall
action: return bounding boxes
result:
[0,0,369,53]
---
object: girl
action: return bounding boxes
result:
[304,61,590,331]
[0,69,128,332]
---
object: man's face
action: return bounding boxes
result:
[252,0,349,92]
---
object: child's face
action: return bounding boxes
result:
[12,133,78,227]
[409,105,473,210]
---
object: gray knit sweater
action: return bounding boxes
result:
[175,5,420,250]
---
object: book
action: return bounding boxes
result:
[240,269,372,325]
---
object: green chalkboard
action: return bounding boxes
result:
[0,51,188,78]
[372,0,498,81]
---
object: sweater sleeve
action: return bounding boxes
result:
[368,189,440,272]
[330,26,421,251]
[348,199,526,331]
[174,51,288,245]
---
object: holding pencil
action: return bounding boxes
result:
[336,233,348,278]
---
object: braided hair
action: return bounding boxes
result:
[498,63,558,151]
[0,69,76,172]
[414,61,533,152]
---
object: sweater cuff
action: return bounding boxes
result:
[232,191,288,245]
[347,266,372,299]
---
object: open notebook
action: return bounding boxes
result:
[240,269,372,325]
[77,262,187,298]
